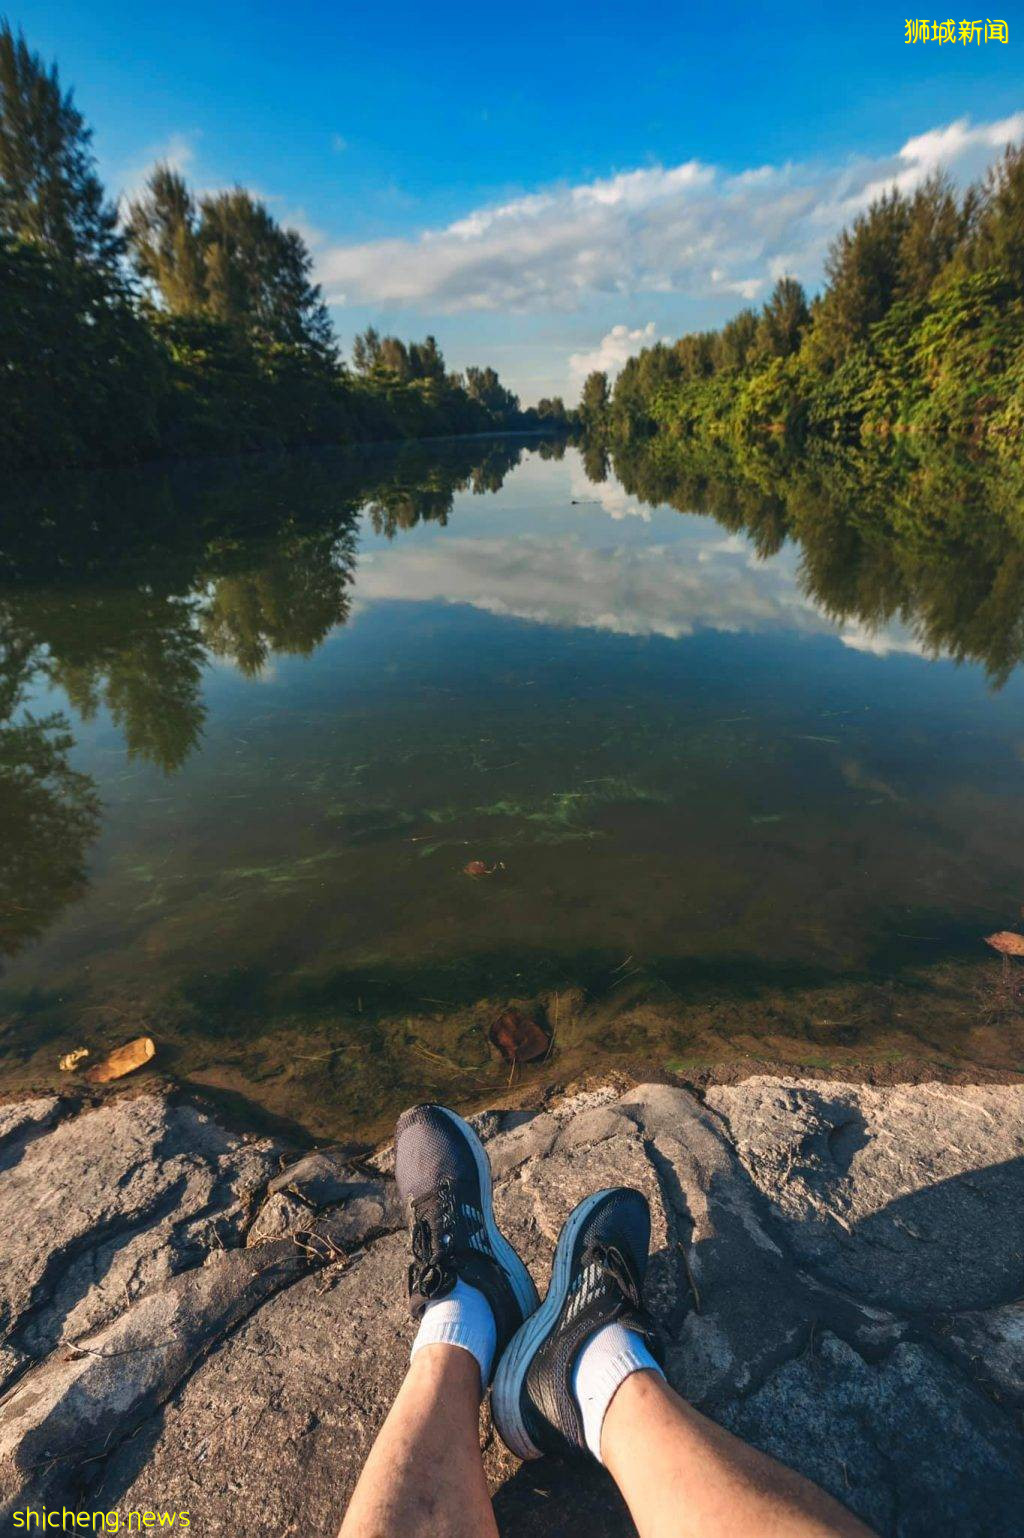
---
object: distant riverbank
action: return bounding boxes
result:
[576,145,1024,451]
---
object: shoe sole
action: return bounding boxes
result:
[432,1105,540,1323]
[491,1188,614,1460]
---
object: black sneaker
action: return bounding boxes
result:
[395,1103,539,1379]
[492,1186,658,1458]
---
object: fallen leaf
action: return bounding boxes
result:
[489,1009,550,1065]
[84,1035,156,1084]
[463,860,489,877]
[985,931,1024,957]
[58,1047,89,1072]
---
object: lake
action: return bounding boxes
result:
[2,435,1023,1140]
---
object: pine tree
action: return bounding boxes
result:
[125,165,206,314]
[199,188,334,357]
[755,277,809,359]
[0,22,121,270]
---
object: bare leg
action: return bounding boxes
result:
[339,1345,497,1538]
[602,1369,876,1538]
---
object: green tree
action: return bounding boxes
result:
[0,21,121,270]
[464,364,519,420]
[198,187,334,357]
[351,325,382,373]
[806,190,911,368]
[580,369,610,420]
[899,172,973,299]
[755,277,809,359]
[967,143,1024,294]
[127,176,334,359]
[714,309,759,371]
[125,164,206,314]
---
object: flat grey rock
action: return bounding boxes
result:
[0,1077,1021,1536]
[0,1096,282,1396]
[706,1079,1024,1313]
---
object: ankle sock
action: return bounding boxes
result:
[571,1321,664,1463]
[410,1278,497,1388]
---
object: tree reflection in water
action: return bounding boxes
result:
[605,435,1024,687]
[0,438,525,956]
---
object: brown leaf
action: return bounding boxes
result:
[463,860,489,877]
[984,931,1024,957]
[488,1009,550,1065]
[84,1035,156,1084]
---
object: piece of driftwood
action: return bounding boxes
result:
[84,1035,156,1084]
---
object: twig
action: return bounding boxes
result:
[677,1242,701,1313]
[410,1041,478,1075]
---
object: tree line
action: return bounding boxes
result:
[579,148,1024,446]
[0,25,564,470]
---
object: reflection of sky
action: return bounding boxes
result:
[356,448,926,660]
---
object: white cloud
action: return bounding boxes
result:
[317,112,1024,314]
[568,322,661,389]
[353,524,932,654]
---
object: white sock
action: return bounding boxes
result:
[571,1321,664,1463]
[410,1278,497,1388]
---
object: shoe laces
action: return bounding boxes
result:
[585,1240,660,1349]
[408,1176,459,1304]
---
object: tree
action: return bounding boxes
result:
[351,325,382,374]
[674,332,716,378]
[198,188,334,356]
[899,172,973,299]
[580,369,610,419]
[409,335,445,380]
[126,175,335,359]
[125,165,205,314]
[967,142,1024,294]
[0,22,121,271]
[755,277,809,359]
[807,190,911,367]
[714,309,759,371]
[465,364,519,420]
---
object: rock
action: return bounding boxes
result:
[0,1096,282,1389]
[0,1241,305,1522]
[705,1079,1024,1312]
[722,1333,1024,1538]
[0,1096,63,1171]
[484,1111,558,1178]
[246,1191,311,1245]
[268,1146,364,1207]
[943,1302,1024,1406]
[0,1076,1022,1537]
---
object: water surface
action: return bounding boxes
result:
[2,437,1023,1137]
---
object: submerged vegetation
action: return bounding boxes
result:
[582,146,1024,447]
[3,436,1024,1127]
[0,26,561,470]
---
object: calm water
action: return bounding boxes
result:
[2,436,1024,1138]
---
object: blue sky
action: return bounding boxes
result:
[20,0,1024,400]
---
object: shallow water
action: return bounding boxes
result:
[2,437,1023,1138]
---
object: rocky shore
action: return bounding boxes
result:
[0,1077,1022,1536]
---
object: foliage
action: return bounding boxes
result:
[0,26,542,470]
[593,149,1024,451]
[605,432,1024,686]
